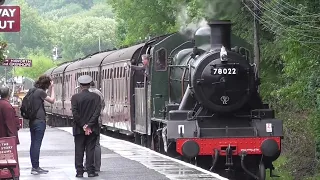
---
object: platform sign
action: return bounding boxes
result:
[1,59,32,67]
[0,136,20,178]
[0,6,21,32]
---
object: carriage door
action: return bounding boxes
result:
[134,69,150,135]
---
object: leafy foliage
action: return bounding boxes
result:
[0,41,8,64]
[57,16,117,60]
[109,0,178,45]
[0,0,117,80]
[2,0,320,178]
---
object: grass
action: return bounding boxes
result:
[266,156,293,180]
[266,156,320,180]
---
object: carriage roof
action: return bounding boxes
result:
[101,43,145,65]
[52,62,73,75]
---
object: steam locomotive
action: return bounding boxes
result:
[44,20,283,180]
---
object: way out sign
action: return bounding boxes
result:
[0,6,20,32]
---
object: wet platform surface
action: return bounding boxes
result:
[16,127,227,180]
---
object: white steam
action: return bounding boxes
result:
[175,0,241,36]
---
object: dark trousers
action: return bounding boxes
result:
[29,120,46,169]
[84,134,101,171]
[74,133,98,174]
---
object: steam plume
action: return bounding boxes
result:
[176,0,241,37]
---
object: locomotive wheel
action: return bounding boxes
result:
[258,163,266,180]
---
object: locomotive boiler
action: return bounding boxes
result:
[43,19,283,180]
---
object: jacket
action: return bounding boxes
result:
[0,99,20,144]
[89,87,105,127]
[71,89,101,136]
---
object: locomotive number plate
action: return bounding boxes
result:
[212,68,237,75]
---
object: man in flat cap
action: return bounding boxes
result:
[71,75,101,178]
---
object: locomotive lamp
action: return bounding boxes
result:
[220,46,228,61]
[0,0,5,6]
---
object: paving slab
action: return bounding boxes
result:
[17,127,170,180]
[14,127,227,180]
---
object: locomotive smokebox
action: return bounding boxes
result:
[208,20,232,50]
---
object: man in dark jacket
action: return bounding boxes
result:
[0,86,20,144]
[83,81,105,172]
[71,75,101,178]
[125,54,150,77]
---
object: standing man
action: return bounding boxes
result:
[23,75,55,175]
[71,75,101,178]
[0,86,20,144]
[84,81,105,172]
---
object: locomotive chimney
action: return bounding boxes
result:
[208,20,232,50]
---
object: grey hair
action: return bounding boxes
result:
[0,86,10,99]
[141,54,149,59]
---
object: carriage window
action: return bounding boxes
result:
[155,48,167,71]
[105,70,108,79]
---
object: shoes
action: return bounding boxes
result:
[88,172,99,177]
[76,172,84,177]
[31,167,49,175]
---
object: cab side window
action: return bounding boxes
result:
[155,48,167,71]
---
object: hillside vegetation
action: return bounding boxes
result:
[1,1,320,179]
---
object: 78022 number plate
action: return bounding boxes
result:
[212,68,237,75]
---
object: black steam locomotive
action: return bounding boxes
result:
[44,20,283,180]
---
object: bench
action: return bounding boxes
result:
[0,159,18,180]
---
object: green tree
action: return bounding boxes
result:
[3,0,55,58]
[109,0,178,46]
[57,16,117,60]
[0,41,8,63]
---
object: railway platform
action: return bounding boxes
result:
[16,127,227,180]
